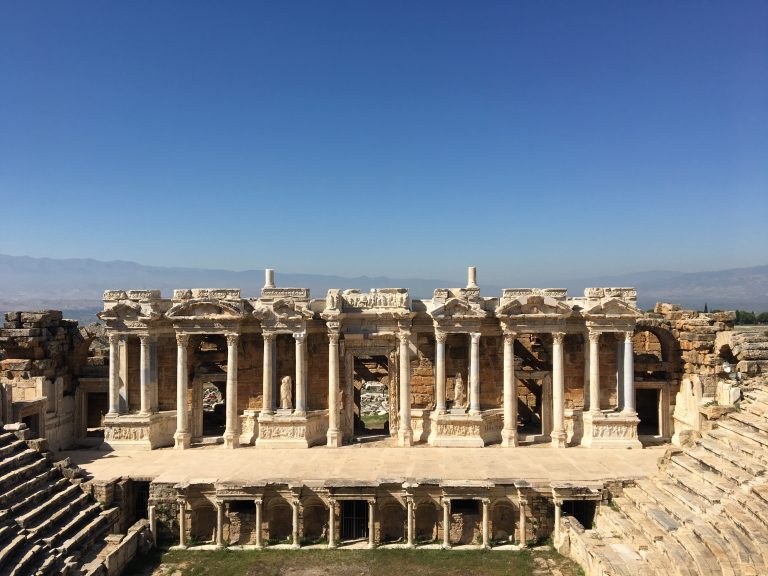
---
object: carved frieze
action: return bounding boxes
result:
[340,288,409,310]
[261,287,310,300]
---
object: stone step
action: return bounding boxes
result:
[663,465,723,505]
[669,454,737,494]
[29,491,89,538]
[653,536,699,576]
[637,545,676,575]
[623,487,681,532]
[596,507,654,551]
[751,484,768,507]
[672,527,722,576]
[716,419,768,451]
[0,534,27,572]
[651,476,710,515]
[722,501,768,549]
[0,438,26,459]
[17,483,81,529]
[59,510,111,556]
[0,469,52,509]
[637,481,696,524]
[0,448,39,477]
[9,476,69,516]
[733,490,768,532]
[698,434,768,475]
[0,431,18,448]
[688,522,741,576]
[8,543,43,576]
[0,458,49,493]
[44,502,102,549]
[619,501,667,543]
[686,447,754,485]
[712,519,766,575]
[725,412,768,437]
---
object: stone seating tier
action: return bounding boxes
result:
[564,377,768,576]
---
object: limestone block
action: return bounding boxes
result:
[0,359,32,371]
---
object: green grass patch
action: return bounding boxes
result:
[124,547,583,576]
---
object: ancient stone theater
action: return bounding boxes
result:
[1,266,767,575]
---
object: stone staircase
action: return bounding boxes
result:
[0,428,118,576]
[564,380,768,576]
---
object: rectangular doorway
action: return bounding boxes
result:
[636,388,660,435]
[340,500,369,541]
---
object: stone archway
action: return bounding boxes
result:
[266,498,292,543]
[379,503,406,543]
[491,501,516,544]
[415,501,439,542]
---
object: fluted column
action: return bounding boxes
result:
[434,330,447,414]
[501,331,517,447]
[469,332,481,415]
[215,500,224,547]
[588,331,601,414]
[294,332,307,416]
[551,332,567,448]
[261,332,275,415]
[481,498,490,548]
[327,326,341,447]
[398,329,413,447]
[367,500,376,548]
[254,498,263,547]
[107,333,120,416]
[223,333,239,448]
[139,335,150,416]
[328,498,337,548]
[174,333,191,449]
[442,499,451,549]
[622,331,636,415]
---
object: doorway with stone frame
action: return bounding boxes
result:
[190,335,229,445]
[343,344,396,445]
[514,336,553,442]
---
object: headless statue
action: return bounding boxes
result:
[454,372,466,409]
[280,375,293,410]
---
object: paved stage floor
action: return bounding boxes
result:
[61,442,666,486]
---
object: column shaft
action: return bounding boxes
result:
[398,330,413,446]
[554,502,562,542]
[174,334,190,449]
[107,334,120,416]
[216,501,224,547]
[368,500,376,548]
[442,500,450,548]
[328,499,336,548]
[294,332,307,415]
[291,500,300,548]
[327,330,341,447]
[223,334,239,448]
[406,499,414,547]
[622,331,636,414]
[262,333,274,415]
[178,500,187,547]
[588,331,601,413]
[501,332,517,447]
[434,331,446,414]
[616,338,625,409]
[149,336,159,413]
[518,502,527,546]
[254,499,263,547]
[469,333,481,414]
[482,499,490,548]
[551,333,566,448]
[139,335,150,415]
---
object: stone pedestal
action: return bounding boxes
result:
[580,411,642,449]
[103,411,177,450]
[239,410,259,445]
[256,410,328,448]
[428,409,502,447]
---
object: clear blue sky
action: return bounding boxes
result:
[1,1,766,285]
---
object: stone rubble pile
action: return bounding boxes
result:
[360,382,389,416]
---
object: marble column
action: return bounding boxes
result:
[588,331,601,414]
[469,332,481,415]
[291,499,300,548]
[398,330,413,447]
[215,501,224,547]
[327,328,341,447]
[293,332,307,416]
[622,331,636,415]
[178,499,187,547]
[482,498,490,548]
[107,333,120,416]
[616,337,625,409]
[583,335,590,411]
[223,334,239,448]
[254,498,263,548]
[554,501,562,542]
[262,333,275,415]
[518,500,527,546]
[501,331,517,447]
[434,330,447,414]
[139,334,150,416]
[149,335,159,413]
[328,498,337,548]
[442,499,450,549]
[174,334,190,449]
[367,500,376,548]
[118,337,129,412]
[551,332,567,448]
[406,498,414,548]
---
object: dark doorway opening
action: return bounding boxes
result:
[22,413,40,438]
[86,392,108,438]
[563,500,596,529]
[340,500,369,541]
[134,481,150,520]
[353,355,390,440]
[202,382,226,437]
[636,388,660,435]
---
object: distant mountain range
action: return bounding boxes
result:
[1,254,766,324]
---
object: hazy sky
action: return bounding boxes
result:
[1,1,766,285]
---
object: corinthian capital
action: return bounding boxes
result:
[176,333,190,347]
[552,332,565,345]
[588,331,601,344]
[226,333,239,346]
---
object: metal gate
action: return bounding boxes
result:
[340,500,368,541]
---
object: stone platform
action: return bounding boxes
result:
[61,442,664,486]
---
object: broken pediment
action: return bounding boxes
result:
[253,298,313,324]
[496,295,572,319]
[98,301,145,321]
[165,299,244,319]
[430,297,486,320]
[583,298,641,319]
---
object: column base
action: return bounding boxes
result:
[222,431,239,449]
[174,431,191,450]
[550,430,567,448]
[367,542,377,549]
[327,428,342,447]
[501,428,518,448]
[398,428,414,447]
